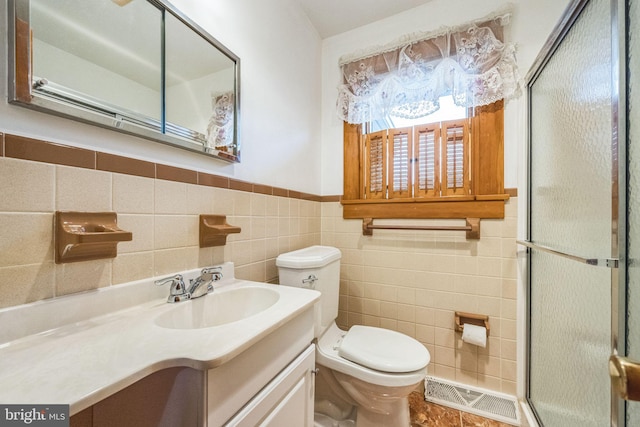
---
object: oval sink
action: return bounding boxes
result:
[154,286,280,330]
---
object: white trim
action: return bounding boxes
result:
[519,400,540,427]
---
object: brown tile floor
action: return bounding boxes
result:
[409,391,514,427]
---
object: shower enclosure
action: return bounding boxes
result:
[523,0,640,425]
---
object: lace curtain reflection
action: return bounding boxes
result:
[206,91,234,150]
[336,12,521,124]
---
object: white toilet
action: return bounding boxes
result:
[276,246,431,427]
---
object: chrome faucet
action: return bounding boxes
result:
[188,267,223,299]
[155,267,223,303]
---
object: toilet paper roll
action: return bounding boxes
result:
[462,324,487,348]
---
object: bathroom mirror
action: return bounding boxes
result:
[7,0,240,162]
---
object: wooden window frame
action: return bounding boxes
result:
[342,100,509,220]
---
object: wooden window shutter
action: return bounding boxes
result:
[365,130,387,199]
[343,122,362,200]
[442,119,470,196]
[414,124,440,198]
[472,100,504,196]
[388,127,412,199]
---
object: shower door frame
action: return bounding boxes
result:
[521,0,627,425]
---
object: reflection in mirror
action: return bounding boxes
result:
[30,0,162,127]
[8,0,240,162]
[165,12,236,154]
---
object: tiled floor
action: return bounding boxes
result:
[409,391,514,427]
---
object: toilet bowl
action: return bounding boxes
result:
[276,246,431,427]
[316,322,430,426]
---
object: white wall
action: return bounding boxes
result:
[319,0,572,195]
[34,39,161,119]
[0,0,323,194]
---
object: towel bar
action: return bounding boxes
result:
[362,218,480,239]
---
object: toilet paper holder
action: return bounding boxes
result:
[455,311,490,337]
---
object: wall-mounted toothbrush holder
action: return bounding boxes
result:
[454,311,490,337]
[55,211,133,264]
[199,215,241,247]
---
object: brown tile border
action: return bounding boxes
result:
[253,184,272,196]
[156,164,198,184]
[322,195,342,202]
[6,134,95,169]
[273,187,289,198]
[300,192,322,202]
[0,132,330,201]
[229,179,253,192]
[97,152,155,178]
[289,190,302,200]
[229,178,253,193]
[198,172,229,188]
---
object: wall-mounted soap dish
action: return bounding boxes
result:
[199,215,241,247]
[55,211,132,263]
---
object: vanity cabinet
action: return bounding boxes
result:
[225,344,315,426]
[206,306,315,426]
[70,310,316,427]
[69,367,204,427]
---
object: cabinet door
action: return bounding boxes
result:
[259,372,311,426]
[225,344,315,427]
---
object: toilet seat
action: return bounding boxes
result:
[339,325,431,373]
[316,322,430,388]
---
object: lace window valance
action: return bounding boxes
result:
[336,11,521,124]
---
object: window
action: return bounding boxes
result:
[338,12,516,221]
[364,95,471,201]
[371,94,467,131]
[365,119,471,200]
[342,100,508,220]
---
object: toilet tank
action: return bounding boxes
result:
[276,246,341,338]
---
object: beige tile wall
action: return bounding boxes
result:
[0,152,518,394]
[321,200,518,394]
[0,156,321,309]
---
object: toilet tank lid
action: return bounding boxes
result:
[276,245,341,268]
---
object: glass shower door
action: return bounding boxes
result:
[526,0,615,425]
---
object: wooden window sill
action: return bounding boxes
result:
[341,194,510,219]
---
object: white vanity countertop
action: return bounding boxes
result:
[0,264,319,415]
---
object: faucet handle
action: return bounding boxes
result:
[155,274,188,296]
[200,266,223,281]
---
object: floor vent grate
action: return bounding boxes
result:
[424,376,520,426]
